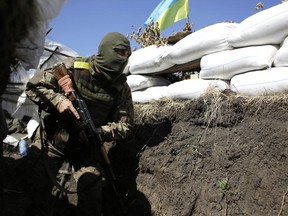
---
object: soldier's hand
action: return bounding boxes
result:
[58,99,80,119]
[58,75,75,95]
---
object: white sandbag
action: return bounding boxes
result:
[161,23,238,65]
[129,45,175,75]
[15,22,48,70]
[273,36,288,67]
[200,45,278,80]
[228,3,288,47]
[36,0,67,21]
[230,67,288,96]
[127,75,171,92]
[132,86,168,103]
[38,39,79,71]
[15,0,67,70]
[167,79,229,100]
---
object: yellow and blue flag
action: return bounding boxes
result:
[145,0,189,32]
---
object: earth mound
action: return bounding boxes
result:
[2,91,288,216]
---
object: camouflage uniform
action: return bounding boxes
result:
[25,32,134,216]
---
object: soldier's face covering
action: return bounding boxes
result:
[93,32,131,82]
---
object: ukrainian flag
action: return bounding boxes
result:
[145,0,189,32]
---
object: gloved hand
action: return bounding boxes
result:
[58,75,75,95]
[57,98,80,119]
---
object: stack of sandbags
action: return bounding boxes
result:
[127,23,237,103]
[200,45,278,80]
[127,74,171,103]
[128,2,288,102]
[201,2,288,97]
[161,22,238,65]
[126,22,238,76]
[227,2,288,47]
[131,78,229,103]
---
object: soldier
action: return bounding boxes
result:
[25,32,134,216]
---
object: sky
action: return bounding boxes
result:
[47,0,282,56]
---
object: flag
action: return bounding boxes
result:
[145,0,189,32]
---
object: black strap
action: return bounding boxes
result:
[39,112,76,194]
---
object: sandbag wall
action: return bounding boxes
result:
[127,2,288,103]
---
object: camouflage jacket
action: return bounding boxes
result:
[25,57,134,143]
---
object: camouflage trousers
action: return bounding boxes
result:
[25,129,104,216]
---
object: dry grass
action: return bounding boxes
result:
[202,89,288,124]
[134,97,185,123]
[134,89,288,126]
[202,88,229,127]
[244,94,288,108]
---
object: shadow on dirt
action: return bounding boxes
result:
[105,119,172,216]
[1,119,172,216]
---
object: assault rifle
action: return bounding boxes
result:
[53,63,126,215]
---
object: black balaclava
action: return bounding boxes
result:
[92,32,131,82]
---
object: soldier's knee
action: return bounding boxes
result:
[74,166,103,192]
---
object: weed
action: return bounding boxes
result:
[219,178,230,196]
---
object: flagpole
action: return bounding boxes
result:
[187,0,190,26]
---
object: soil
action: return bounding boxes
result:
[2,90,288,216]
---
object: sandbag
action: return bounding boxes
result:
[39,39,79,71]
[161,23,238,65]
[127,74,171,92]
[132,86,168,103]
[200,45,278,80]
[228,3,288,47]
[167,79,229,100]
[230,67,288,96]
[129,45,175,75]
[36,0,67,21]
[15,0,67,70]
[273,36,288,67]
